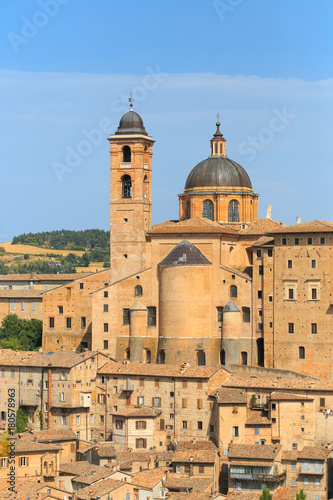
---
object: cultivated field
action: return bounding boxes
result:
[0,242,84,256]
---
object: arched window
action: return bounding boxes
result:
[230,285,237,298]
[135,285,143,297]
[220,143,223,154]
[159,350,165,364]
[124,348,130,360]
[186,202,191,220]
[143,348,151,364]
[299,346,305,359]
[122,145,131,163]
[122,175,132,198]
[202,200,214,220]
[241,351,248,365]
[220,349,225,365]
[228,200,239,222]
[197,350,206,366]
[143,175,149,199]
[214,143,218,154]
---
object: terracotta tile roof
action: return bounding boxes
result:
[59,461,110,480]
[231,460,274,467]
[245,409,271,425]
[252,236,274,247]
[19,427,77,442]
[272,487,299,500]
[268,220,333,234]
[0,349,103,368]
[227,491,298,500]
[0,480,46,500]
[75,478,126,499]
[297,446,331,460]
[115,450,152,467]
[149,217,238,235]
[93,443,118,457]
[282,451,298,461]
[270,392,314,401]
[99,361,222,378]
[228,444,281,460]
[240,218,282,235]
[219,265,252,280]
[227,492,259,500]
[216,387,247,404]
[0,289,45,298]
[221,376,333,392]
[171,449,217,464]
[166,493,212,500]
[164,476,213,492]
[114,405,162,418]
[11,436,59,453]
[132,467,168,488]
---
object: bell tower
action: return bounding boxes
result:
[108,104,154,283]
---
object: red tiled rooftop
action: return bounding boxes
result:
[99,361,222,378]
[132,467,168,488]
[268,220,333,234]
[149,217,238,235]
[240,218,282,235]
[228,444,281,460]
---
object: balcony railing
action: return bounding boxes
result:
[298,465,324,475]
[230,471,286,482]
[120,383,134,392]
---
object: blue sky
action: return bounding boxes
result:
[0,0,332,241]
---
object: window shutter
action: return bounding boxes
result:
[136,439,139,448]
[197,399,202,409]
[143,439,147,449]
[160,419,165,430]
[159,398,162,407]
[70,443,75,452]
[26,457,29,467]
[137,396,140,405]
[182,398,187,408]
[143,421,147,430]
[136,421,139,430]
[152,397,155,406]
[97,394,100,403]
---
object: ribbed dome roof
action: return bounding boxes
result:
[115,109,148,136]
[185,156,252,191]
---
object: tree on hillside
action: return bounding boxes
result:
[296,490,307,500]
[0,314,42,351]
[260,487,273,500]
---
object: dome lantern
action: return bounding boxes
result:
[210,114,227,157]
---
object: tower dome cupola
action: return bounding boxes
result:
[115,103,148,136]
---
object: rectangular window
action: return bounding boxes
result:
[257,322,263,332]
[320,237,325,245]
[60,392,64,401]
[182,421,187,429]
[61,415,66,425]
[81,317,86,328]
[76,415,81,424]
[104,291,108,298]
[255,427,259,435]
[198,421,203,430]
[90,414,94,423]
[103,340,108,350]
[21,302,25,311]
[197,399,203,409]
[103,304,109,312]
[184,464,190,474]
[139,378,144,387]
[292,479,296,487]
[199,465,205,474]
[116,419,123,429]
[282,238,287,245]
[209,424,214,433]
[258,290,262,299]
[315,478,320,486]
[123,308,130,325]
[10,302,15,311]
[155,379,159,387]
[66,317,72,328]
[295,237,300,245]
[308,238,312,245]
[49,317,54,328]
[269,322,273,328]
[58,305,63,314]
[20,457,27,467]
[139,396,144,405]
[269,295,273,302]
[79,283,84,290]
[311,259,316,269]
[11,369,15,379]
[197,380,203,389]
[268,249,273,257]
[31,302,35,311]
[154,397,161,407]
[272,418,276,423]
[100,415,104,423]
[1,458,6,468]
[288,288,294,300]
[147,306,156,326]
[320,398,325,407]
[304,478,309,485]
[176,465,180,473]
[103,323,109,333]
[288,260,292,269]
[311,323,317,334]
[99,394,105,404]
[256,249,262,257]
[233,426,239,437]
[259,265,263,275]
[217,306,223,322]
[311,288,317,300]
[288,323,294,334]
[45,402,48,412]
[135,420,147,430]
[292,462,296,471]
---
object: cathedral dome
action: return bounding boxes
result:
[184,156,252,191]
[115,107,148,136]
